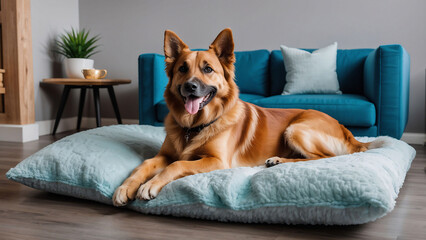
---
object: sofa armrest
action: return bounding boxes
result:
[363,45,410,139]
[138,53,168,125]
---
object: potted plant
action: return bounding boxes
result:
[55,28,101,78]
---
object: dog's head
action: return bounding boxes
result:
[163,29,239,127]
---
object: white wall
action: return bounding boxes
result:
[31,0,79,121]
[78,0,426,134]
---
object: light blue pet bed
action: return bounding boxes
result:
[6,125,415,225]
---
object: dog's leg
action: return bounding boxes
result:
[113,156,170,206]
[136,157,225,200]
[265,156,323,167]
[265,119,345,167]
[265,114,370,168]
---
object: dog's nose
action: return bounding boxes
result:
[184,81,199,93]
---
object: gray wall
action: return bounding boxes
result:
[32,0,80,121]
[76,0,424,133]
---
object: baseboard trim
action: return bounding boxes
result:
[401,132,426,145]
[37,117,78,136]
[0,123,39,142]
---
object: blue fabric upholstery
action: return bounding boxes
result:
[155,100,168,123]
[234,50,270,96]
[139,45,410,138]
[269,50,287,96]
[139,54,168,125]
[239,93,265,103]
[254,94,375,127]
[364,45,410,139]
[348,126,378,138]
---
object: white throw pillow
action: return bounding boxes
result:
[280,42,342,95]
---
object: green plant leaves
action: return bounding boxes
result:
[54,28,101,59]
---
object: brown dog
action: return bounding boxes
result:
[113,29,370,206]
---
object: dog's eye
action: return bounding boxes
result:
[178,66,188,73]
[203,66,213,73]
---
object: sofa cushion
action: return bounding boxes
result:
[234,50,270,96]
[253,94,375,127]
[239,93,265,103]
[269,49,373,96]
[155,93,265,122]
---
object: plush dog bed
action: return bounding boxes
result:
[6,125,415,225]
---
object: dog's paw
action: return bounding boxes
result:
[136,179,162,201]
[265,156,282,167]
[113,185,132,207]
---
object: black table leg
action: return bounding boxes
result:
[107,86,122,124]
[93,86,101,127]
[52,86,71,135]
[77,87,87,130]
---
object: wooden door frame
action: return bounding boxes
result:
[0,0,35,125]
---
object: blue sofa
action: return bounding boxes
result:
[138,45,410,139]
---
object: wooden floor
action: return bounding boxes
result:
[0,131,425,240]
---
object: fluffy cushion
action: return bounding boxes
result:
[6,125,415,225]
[280,42,342,95]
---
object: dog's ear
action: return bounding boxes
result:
[164,30,188,63]
[209,28,235,66]
[164,30,188,79]
[209,28,235,81]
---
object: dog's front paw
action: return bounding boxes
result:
[112,179,142,206]
[113,185,132,207]
[265,156,283,167]
[136,178,163,201]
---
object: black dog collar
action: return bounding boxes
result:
[183,118,218,142]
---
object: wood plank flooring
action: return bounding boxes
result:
[0,131,425,240]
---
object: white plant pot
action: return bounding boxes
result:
[64,58,94,78]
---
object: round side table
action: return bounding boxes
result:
[42,78,131,135]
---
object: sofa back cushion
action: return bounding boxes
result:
[234,50,270,96]
[269,49,373,96]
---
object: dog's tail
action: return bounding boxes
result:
[366,137,390,150]
[341,125,375,153]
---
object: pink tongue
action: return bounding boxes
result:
[184,97,204,115]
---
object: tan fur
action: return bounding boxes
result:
[112,29,370,206]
